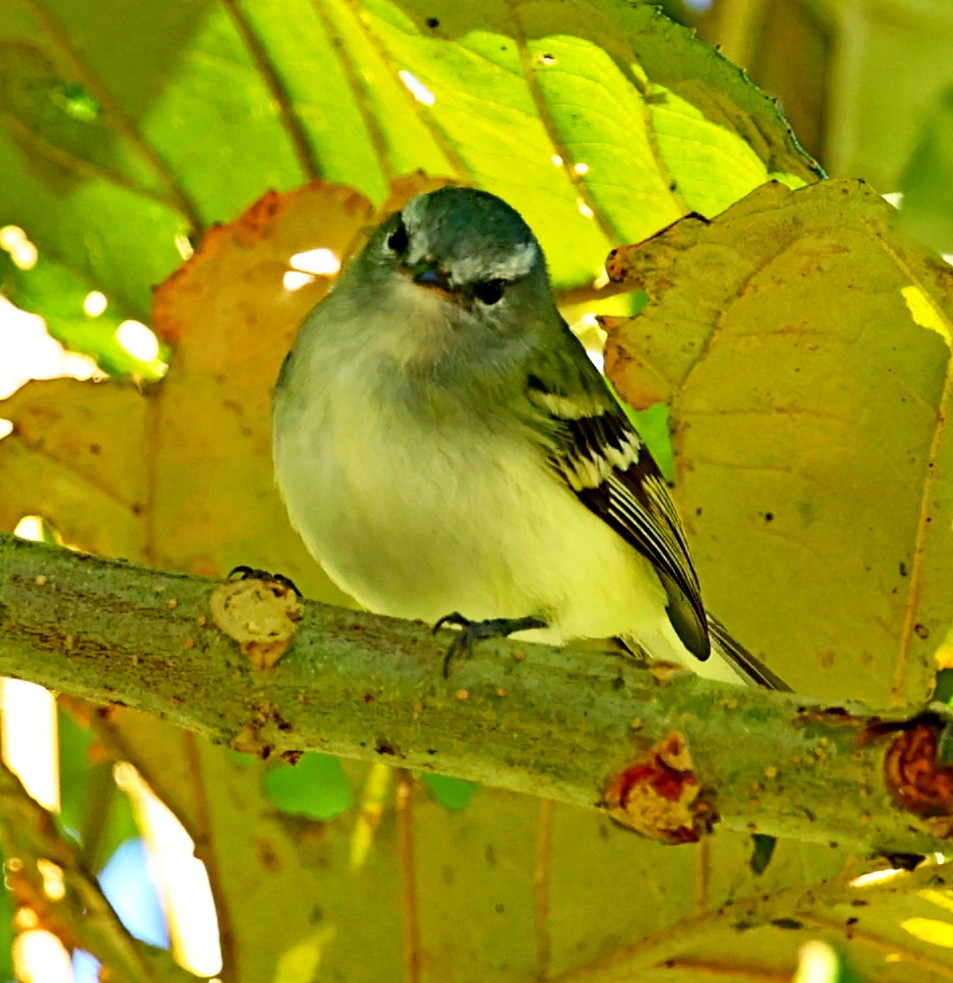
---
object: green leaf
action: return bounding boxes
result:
[59,707,139,871]
[0,251,167,379]
[419,773,477,811]
[937,668,953,704]
[898,85,953,256]
[0,0,818,352]
[628,402,675,484]
[264,753,353,820]
[0,884,12,982]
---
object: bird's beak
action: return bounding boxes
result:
[405,260,452,293]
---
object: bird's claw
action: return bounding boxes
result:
[228,565,302,597]
[432,612,547,678]
[432,612,476,677]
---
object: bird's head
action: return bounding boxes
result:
[341,187,558,381]
[388,187,545,306]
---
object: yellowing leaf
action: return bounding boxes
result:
[605,179,953,704]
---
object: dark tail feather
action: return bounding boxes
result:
[707,615,791,691]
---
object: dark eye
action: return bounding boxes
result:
[472,279,506,305]
[386,217,409,255]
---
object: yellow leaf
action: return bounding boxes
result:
[605,179,953,704]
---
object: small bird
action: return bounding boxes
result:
[273,187,786,689]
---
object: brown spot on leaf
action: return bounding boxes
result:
[603,732,717,843]
[254,837,282,872]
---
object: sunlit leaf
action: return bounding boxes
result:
[605,179,953,704]
[0,0,818,356]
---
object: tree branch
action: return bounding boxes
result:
[0,760,200,982]
[1,533,951,854]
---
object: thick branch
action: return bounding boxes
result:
[0,533,950,854]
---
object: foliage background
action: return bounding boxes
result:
[2,0,953,981]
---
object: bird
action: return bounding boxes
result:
[272,186,787,689]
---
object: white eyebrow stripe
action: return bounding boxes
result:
[450,240,539,286]
[494,240,538,279]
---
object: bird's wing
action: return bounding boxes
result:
[525,364,710,662]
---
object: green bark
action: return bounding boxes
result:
[0,532,950,855]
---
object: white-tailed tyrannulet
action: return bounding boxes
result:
[273,187,786,689]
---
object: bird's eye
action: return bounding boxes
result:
[386,217,409,255]
[472,279,506,305]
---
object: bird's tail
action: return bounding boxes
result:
[707,615,790,691]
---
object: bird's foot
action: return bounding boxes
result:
[433,612,547,677]
[228,565,302,597]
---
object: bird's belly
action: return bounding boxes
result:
[275,394,531,619]
[274,378,670,646]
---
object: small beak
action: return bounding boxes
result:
[404,260,452,292]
